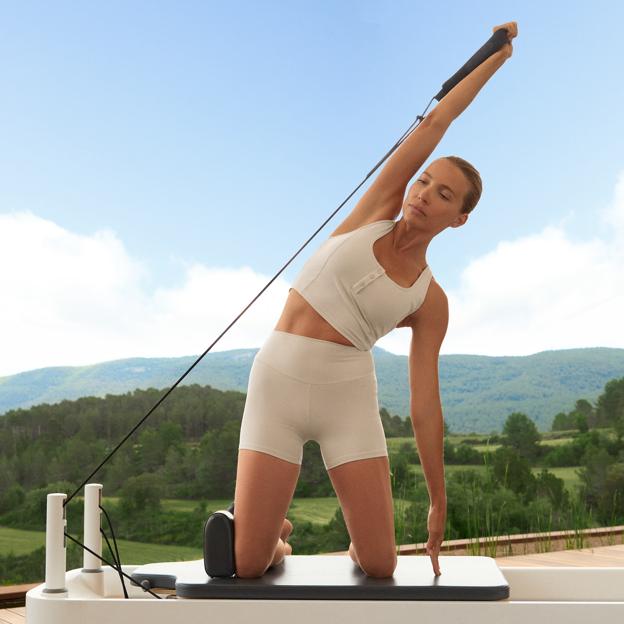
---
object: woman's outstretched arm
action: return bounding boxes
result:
[429,43,509,128]
[371,23,515,198]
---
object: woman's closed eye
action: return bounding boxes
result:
[417,179,451,200]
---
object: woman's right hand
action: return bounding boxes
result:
[492,21,518,59]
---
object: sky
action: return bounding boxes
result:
[1,0,623,378]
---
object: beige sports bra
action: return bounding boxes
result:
[289,219,433,351]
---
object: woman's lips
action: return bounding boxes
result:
[409,204,426,217]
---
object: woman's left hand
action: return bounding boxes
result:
[426,501,447,576]
[492,21,518,59]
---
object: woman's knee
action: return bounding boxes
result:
[235,563,266,579]
[235,537,286,578]
[353,539,397,578]
[235,549,271,579]
[359,552,397,578]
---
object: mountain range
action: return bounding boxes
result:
[2,346,622,432]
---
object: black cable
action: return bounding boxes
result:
[99,505,124,579]
[63,96,436,507]
[64,532,162,599]
[99,503,128,598]
[100,527,129,599]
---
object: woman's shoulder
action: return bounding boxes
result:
[401,277,447,330]
[419,278,448,323]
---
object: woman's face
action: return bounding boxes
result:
[402,160,469,233]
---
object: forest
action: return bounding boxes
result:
[1,375,623,584]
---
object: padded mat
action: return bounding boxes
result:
[131,555,509,600]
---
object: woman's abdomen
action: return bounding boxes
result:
[274,288,357,348]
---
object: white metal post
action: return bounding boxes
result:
[43,493,67,594]
[83,483,103,572]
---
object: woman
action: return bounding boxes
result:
[233,21,518,579]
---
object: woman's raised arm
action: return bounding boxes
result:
[369,23,516,199]
[429,22,517,127]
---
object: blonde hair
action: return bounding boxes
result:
[438,156,482,215]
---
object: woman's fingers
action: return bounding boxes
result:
[426,541,442,576]
[427,504,446,576]
[493,21,518,39]
[492,21,517,59]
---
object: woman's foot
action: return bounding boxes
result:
[280,518,293,542]
[266,519,295,570]
[349,542,360,566]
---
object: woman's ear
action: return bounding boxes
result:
[450,213,469,228]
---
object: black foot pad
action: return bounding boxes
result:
[203,508,235,578]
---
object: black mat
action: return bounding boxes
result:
[131,555,509,600]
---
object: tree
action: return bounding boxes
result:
[0,484,25,514]
[389,453,411,497]
[601,463,624,521]
[502,412,541,460]
[136,422,183,473]
[574,399,594,418]
[453,443,482,465]
[119,473,162,516]
[534,469,568,509]
[597,378,624,439]
[551,411,570,431]
[577,445,612,512]
[575,412,589,433]
[491,446,536,499]
[196,421,239,498]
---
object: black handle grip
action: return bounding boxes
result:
[434,28,509,101]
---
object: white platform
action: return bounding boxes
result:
[25,558,624,624]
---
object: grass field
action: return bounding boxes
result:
[288,496,340,524]
[68,495,407,526]
[472,444,502,452]
[102,497,233,514]
[541,466,583,494]
[0,526,202,562]
[371,432,612,456]
[407,463,582,494]
[539,437,576,447]
[387,435,572,454]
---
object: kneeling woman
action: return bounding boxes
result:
[234,22,518,579]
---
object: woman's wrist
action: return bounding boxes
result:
[491,48,510,65]
[494,38,513,62]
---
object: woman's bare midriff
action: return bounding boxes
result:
[274,288,357,347]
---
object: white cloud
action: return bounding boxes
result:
[0,212,289,377]
[1,169,623,376]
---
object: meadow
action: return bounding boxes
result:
[0,526,203,562]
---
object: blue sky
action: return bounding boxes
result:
[1,0,623,377]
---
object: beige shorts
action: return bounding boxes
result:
[238,330,388,470]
